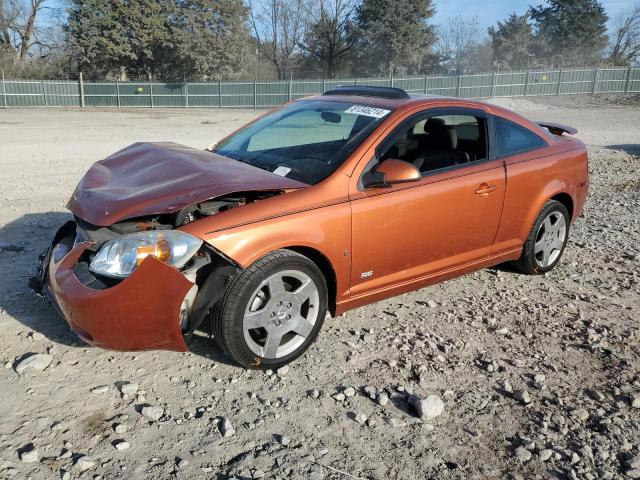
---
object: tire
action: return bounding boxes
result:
[512,200,570,275]
[212,249,327,369]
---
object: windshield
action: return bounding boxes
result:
[213,100,392,185]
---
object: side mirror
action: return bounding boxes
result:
[362,159,421,188]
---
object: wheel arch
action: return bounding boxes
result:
[518,182,574,243]
[550,192,574,220]
[282,246,338,317]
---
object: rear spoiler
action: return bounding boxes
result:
[536,121,578,136]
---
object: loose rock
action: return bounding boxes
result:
[19,444,38,463]
[219,417,235,437]
[514,446,532,462]
[539,449,553,462]
[114,440,130,451]
[120,383,138,395]
[75,456,95,471]
[15,354,52,375]
[513,389,531,404]
[141,405,164,421]
[408,394,444,419]
[343,386,356,397]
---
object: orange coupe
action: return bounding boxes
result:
[37,86,589,369]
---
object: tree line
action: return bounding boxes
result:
[1,0,639,81]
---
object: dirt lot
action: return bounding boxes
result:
[0,96,639,480]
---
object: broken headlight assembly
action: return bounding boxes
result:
[89,230,203,278]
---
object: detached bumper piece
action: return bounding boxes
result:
[41,223,195,352]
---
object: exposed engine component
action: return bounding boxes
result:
[75,190,283,247]
[173,191,281,226]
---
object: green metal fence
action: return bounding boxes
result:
[1,67,639,109]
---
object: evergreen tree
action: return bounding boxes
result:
[529,0,608,67]
[352,0,436,76]
[66,0,249,80]
[488,13,539,70]
[168,0,249,80]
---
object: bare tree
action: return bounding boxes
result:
[1,0,58,61]
[436,16,482,74]
[609,4,640,66]
[300,0,356,78]
[249,0,309,80]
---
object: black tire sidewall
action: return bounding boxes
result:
[523,201,570,274]
[219,251,327,369]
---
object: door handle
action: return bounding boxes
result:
[475,184,497,196]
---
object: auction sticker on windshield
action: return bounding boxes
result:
[344,105,391,118]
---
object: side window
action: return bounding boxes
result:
[378,112,487,174]
[493,117,546,157]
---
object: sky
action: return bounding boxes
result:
[432,0,634,29]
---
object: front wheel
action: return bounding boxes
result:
[512,200,570,274]
[212,250,327,369]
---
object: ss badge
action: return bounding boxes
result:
[360,271,374,279]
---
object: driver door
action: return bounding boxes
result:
[349,107,506,297]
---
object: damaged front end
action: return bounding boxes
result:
[35,141,309,352]
[36,204,246,352]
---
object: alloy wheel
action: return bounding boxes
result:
[242,270,320,359]
[534,211,567,268]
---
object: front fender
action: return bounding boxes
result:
[187,203,352,305]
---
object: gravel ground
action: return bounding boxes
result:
[0,95,639,480]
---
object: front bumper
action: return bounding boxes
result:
[40,223,194,352]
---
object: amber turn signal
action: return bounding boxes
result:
[135,239,171,266]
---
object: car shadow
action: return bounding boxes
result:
[187,333,237,367]
[607,144,640,156]
[487,262,521,275]
[0,211,82,347]
[0,211,237,366]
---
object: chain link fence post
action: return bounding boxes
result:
[556,69,563,95]
[524,71,530,96]
[456,74,462,98]
[624,67,631,94]
[592,69,599,94]
[41,80,47,107]
[185,83,189,108]
[116,81,121,108]
[1,70,7,108]
[79,72,85,107]
[254,81,257,109]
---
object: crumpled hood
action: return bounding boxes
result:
[67,142,309,226]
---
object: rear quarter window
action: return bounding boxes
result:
[494,117,546,157]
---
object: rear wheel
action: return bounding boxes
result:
[512,200,569,274]
[212,250,327,369]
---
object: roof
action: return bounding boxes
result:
[323,86,410,99]
[298,86,554,140]
[301,87,490,110]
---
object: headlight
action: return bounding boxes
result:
[89,230,203,278]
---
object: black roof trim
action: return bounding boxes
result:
[322,85,410,100]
